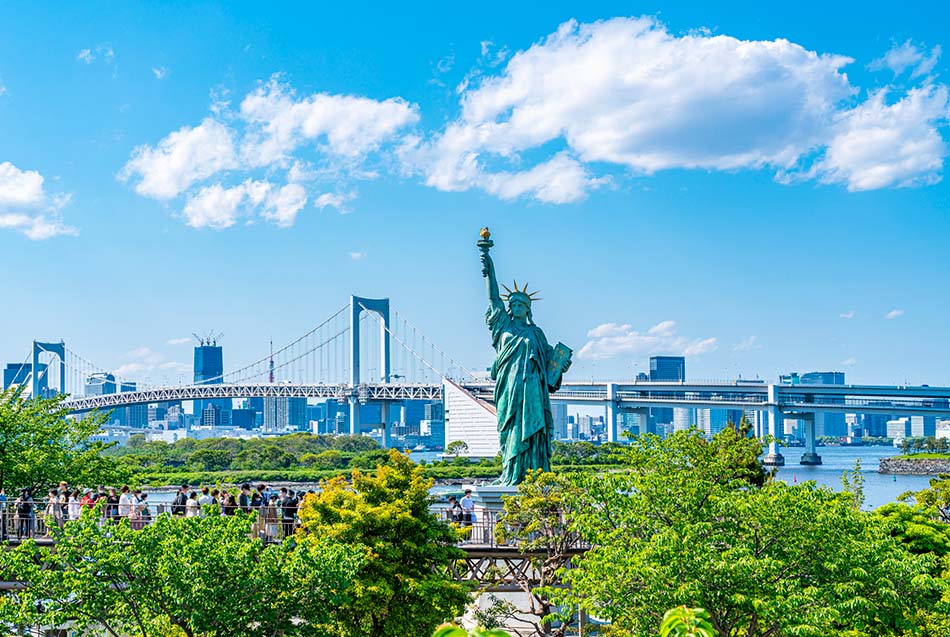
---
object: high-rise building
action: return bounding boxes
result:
[649,356,685,431]
[3,363,49,395]
[193,338,230,423]
[552,403,568,439]
[116,381,148,428]
[696,409,730,438]
[202,403,222,427]
[288,397,307,430]
[231,408,257,429]
[85,372,116,397]
[263,397,288,432]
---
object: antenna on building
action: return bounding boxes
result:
[269,338,275,383]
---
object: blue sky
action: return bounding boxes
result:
[1,0,949,387]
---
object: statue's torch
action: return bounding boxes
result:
[478,227,493,276]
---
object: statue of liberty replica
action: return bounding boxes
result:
[478,228,573,486]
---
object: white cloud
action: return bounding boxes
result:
[183,179,307,229]
[869,41,941,78]
[408,17,858,202]
[121,77,417,229]
[841,357,857,367]
[734,336,763,352]
[349,251,366,261]
[578,319,717,360]
[165,337,192,346]
[239,77,419,167]
[115,346,189,379]
[152,66,169,80]
[408,17,950,202]
[260,183,308,227]
[813,85,949,191]
[76,45,115,66]
[0,82,6,97]
[119,118,238,199]
[885,308,904,319]
[0,162,76,239]
[839,310,855,319]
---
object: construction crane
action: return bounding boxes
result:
[192,331,224,347]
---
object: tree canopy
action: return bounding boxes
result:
[296,449,470,636]
[0,387,127,493]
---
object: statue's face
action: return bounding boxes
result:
[509,298,529,320]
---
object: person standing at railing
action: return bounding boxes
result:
[80,488,95,510]
[67,489,82,521]
[197,487,214,517]
[460,490,474,528]
[139,493,152,525]
[14,489,34,539]
[118,486,135,518]
[171,484,189,516]
[264,494,279,542]
[186,491,200,517]
[106,487,120,523]
[44,489,63,535]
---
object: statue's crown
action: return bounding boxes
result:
[501,280,541,304]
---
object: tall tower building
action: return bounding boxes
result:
[649,356,686,432]
[193,334,230,424]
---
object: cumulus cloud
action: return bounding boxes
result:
[406,17,950,202]
[165,337,192,346]
[578,320,717,360]
[120,118,238,199]
[120,77,417,229]
[152,66,169,80]
[349,251,366,260]
[812,85,949,191]
[238,77,419,167]
[839,310,855,319]
[841,357,857,367]
[869,41,941,78]
[0,162,76,239]
[885,308,905,319]
[181,179,306,229]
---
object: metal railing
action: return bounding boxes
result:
[2,501,589,551]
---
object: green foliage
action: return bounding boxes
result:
[0,387,129,493]
[446,440,470,457]
[298,450,470,636]
[875,502,950,558]
[660,606,716,637]
[0,505,363,636]
[841,458,866,510]
[556,428,940,637]
[903,474,950,524]
[493,470,583,636]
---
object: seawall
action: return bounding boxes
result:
[879,457,950,475]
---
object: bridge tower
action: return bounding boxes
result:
[349,296,392,444]
[32,340,66,398]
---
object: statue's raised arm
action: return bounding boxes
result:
[478,227,503,312]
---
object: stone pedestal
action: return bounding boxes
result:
[800,452,823,465]
[762,453,785,466]
[463,484,517,545]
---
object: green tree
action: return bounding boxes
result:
[297,450,470,636]
[902,438,912,454]
[0,506,363,636]
[314,449,344,469]
[492,470,584,636]
[446,440,470,457]
[187,448,233,471]
[558,429,939,637]
[0,387,128,493]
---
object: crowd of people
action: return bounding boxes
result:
[0,483,309,542]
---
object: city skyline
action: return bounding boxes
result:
[2,1,950,386]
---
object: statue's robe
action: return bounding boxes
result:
[487,303,561,485]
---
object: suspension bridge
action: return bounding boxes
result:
[10,294,950,466]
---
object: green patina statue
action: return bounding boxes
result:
[478,228,572,485]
